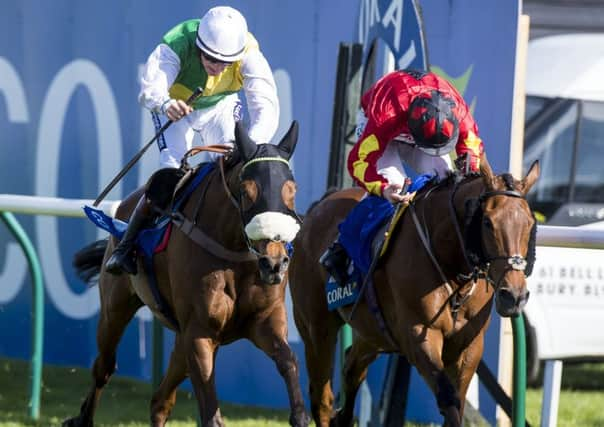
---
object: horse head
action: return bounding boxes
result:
[231,121,300,285]
[465,155,540,317]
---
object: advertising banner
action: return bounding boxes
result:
[0,0,519,422]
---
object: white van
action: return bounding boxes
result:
[522,33,604,383]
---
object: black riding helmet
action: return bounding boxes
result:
[408,89,459,156]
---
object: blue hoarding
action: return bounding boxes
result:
[0,0,518,423]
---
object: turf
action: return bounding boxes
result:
[1,358,603,426]
[0,357,289,426]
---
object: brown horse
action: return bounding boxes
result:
[64,122,310,427]
[289,155,539,427]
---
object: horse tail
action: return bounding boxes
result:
[73,238,109,285]
[303,186,339,218]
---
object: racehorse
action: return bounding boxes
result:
[289,155,539,427]
[64,122,310,427]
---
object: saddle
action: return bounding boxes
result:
[324,173,436,312]
[84,153,224,330]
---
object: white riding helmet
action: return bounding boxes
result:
[196,6,248,63]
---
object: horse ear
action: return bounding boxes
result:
[234,121,257,160]
[479,153,496,189]
[277,121,299,160]
[520,160,540,195]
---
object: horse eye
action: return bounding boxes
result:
[483,217,494,230]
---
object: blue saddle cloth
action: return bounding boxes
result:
[84,163,215,258]
[339,173,434,274]
[325,173,434,311]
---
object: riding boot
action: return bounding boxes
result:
[319,239,350,286]
[105,196,154,276]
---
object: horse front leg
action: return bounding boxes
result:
[150,334,188,427]
[443,330,486,420]
[63,274,142,427]
[186,336,224,427]
[249,308,310,427]
[333,337,378,427]
[405,324,462,427]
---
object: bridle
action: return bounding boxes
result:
[174,141,301,263]
[409,174,531,319]
[449,182,530,291]
[217,152,302,258]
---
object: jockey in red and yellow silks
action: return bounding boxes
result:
[347,69,484,198]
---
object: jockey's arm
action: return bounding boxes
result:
[454,107,484,173]
[241,49,280,144]
[347,105,406,198]
[138,44,180,114]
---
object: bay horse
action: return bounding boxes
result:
[289,155,539,427]
[64,122,310,427]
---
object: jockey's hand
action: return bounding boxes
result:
[383,184,415,204]
[164,99,193,122]
[455,153,480,175]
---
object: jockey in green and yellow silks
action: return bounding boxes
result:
[138,6,279,168]
[106,6,280,276]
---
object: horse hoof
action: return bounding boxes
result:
[329,408,354,427]
[290,410,311,427]
[442,406,462,427]
[61,417,89,427]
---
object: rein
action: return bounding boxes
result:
[172,145,257,262]
[411,175,529,320]
[409,185,473,320]
[174,145,301,262]
[449,181,529,291]
[182,146,291,260]
[470,189,529,289]
[218,155,301,257]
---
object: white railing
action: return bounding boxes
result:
[0,194,120,218]
[537,225,604,249]
[1,194,603,427]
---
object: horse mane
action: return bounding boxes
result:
[413,170,482,201]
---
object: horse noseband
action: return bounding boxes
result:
[479,190,531,288]
[508,255,527,271]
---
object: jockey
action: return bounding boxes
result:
[106,5,279,275]
[321,69,484,284]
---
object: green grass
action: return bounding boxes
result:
[0,358,290,426]
[526,362,604,427]
[1,358,604,426]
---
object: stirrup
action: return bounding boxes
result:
[105,246,138,275]
[320,243,350,285]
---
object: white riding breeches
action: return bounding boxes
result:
[152,93,240,168]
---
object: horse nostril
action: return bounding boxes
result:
[258,257,272,271]
[497,288,516,307]
[518,289,530,308]
[282,256,290,267]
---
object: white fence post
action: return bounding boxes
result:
[541,360,563,427]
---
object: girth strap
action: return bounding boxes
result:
[173,215,257,263]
